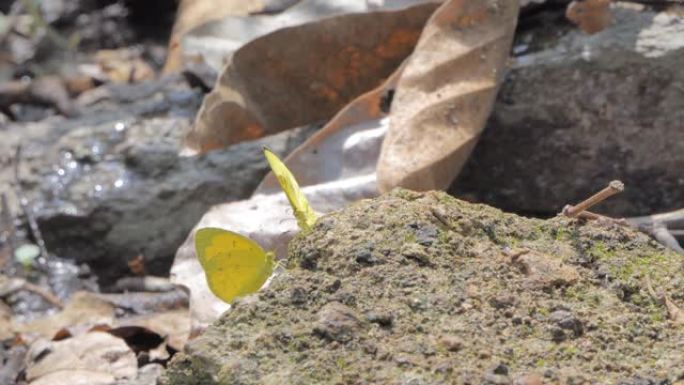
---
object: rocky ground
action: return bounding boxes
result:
[2,2,683,384]
[164,190,683,385]
[1,4,682,286]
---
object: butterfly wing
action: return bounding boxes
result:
[263,147,317,231]
[195,227,275,304]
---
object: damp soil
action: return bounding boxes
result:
[164,190,684,385]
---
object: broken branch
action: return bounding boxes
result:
[562,180,624,218]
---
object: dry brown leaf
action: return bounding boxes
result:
[13,291,114,339]
[95,49,155,84]
[257,64,404,192]
[183,3,438,154]
[566,0,613,34]
[377,0,520,192]
[127,254,146,276]
[162,0,268,74]
[25,331,137,385]
[112,309,191,351]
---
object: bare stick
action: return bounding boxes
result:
[0,275,63,309]
[562,180,624,218]
[650,223,683,254]
[628,208,684,230]
[13,145,49,266]
[0,194,15,273]
[21,280,64,309]
[645,276,684,325]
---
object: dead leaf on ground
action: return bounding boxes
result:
[127,254,146,276]
[257,63,404,193]
[111,309,191,351]
[95,49,155,84]
[13,291,114,340]
[162,0,278,74]
[377,0,520,192]
[566,0,613,34]
[182,1,439,154]
[25,331,137,385]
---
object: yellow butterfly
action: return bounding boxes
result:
[263,147,317,231]
[195,227,275,304]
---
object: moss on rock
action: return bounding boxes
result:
[164,190,684,385]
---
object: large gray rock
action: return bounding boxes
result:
[0,76,315,284]
[452,6,684,217]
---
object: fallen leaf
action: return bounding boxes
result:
[182,1,438,154]
[13,291,114,339]
[127,254,146,276]
[95,48,155,84]
[377,0,520,192]
[111,309,191,352]
[257,65,403,192]
[566,0,612,34]
[25,331,137,385]
[162,0,271,74]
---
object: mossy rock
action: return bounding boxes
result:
[164,190,684,385]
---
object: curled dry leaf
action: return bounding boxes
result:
[25,331,137,385]
[377,0,520,192]
[257,64,403,193]
[566,0,612,34]
[182,1,439,154]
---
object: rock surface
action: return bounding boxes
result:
[164,190,684,385]
[0,75,316,284]
[452,6,684,216]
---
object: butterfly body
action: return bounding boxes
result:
[195,227,275,304]
[193,148,315,304]
[263,147,318,231]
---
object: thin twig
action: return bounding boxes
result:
[628,208,684,230]
[562,180,624,218]
[13,145,49,266]
[645,276,684,325]
[21,280,64,308]
[0,275,63,308]
[652,223,684,253]
[0,193,15,273]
